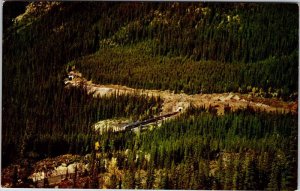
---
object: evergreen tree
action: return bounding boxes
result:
[12,166,18,187]
[146,162,155,189]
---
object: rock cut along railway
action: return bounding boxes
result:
[64,71,297,116]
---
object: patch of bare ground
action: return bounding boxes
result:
[65,71,297,115]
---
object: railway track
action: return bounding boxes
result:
[121,111,180,131]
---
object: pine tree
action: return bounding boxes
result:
[232,157,241,190]
[243,156,259,190]
[65,168,69,180]
[224,155,234,190]
[73,165,78,188]
[123,170,136,189]
[93,27,100,52]
[161,171,170,189]
[146,163,155,189]
[135,170,142,189]
[267,158,281,190]
[110,174,118,189]
[12,166,18,187]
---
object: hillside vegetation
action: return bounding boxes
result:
[2,2,298,189]
[96,107,297,190]
[74,2,298,98]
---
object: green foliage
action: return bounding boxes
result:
[67,2,298,98]
[123,170,136,189]
[76,43,298,97]
[94,107,297,190]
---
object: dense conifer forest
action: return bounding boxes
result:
[2,2,298,189]
[95,107,297,190]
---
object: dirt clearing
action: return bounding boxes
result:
[65,71,297,115]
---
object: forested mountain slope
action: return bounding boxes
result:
[73,2,298,97]
[2,2,298,189]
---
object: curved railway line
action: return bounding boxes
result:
[65,71,297,116]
